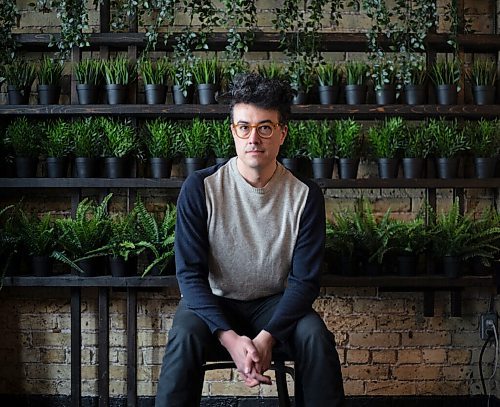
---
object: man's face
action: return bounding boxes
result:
[230,103,287,174]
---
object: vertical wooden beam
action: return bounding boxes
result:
[98,288,109,407]
[71,287,82,407]
[100,0,111,33]
[451,290,462,317]
[127,288,138,407]
[423,291,435,317]
[71,46,81,105]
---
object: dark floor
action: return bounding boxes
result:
[1,395,499,407]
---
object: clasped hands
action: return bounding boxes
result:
[218,329,276,387]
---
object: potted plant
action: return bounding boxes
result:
[465,119,499,178]
[344,61,370,105]
[103,57,135,104]
[37,57,64,105]
[18,211,57,277]
[333,118,363,179]
[0,125,15,177]
[371,57,400,105]
[100,118,138,178]
[368,117,405,179]
[257,62,285,81]
[280,120,306,173]
[4,59,36,104]
[138,57,171,105]
[467,58,497,105]
[316,63,342,105]
[402,58,428,105]
[192,57,222,105]
[303,120,335,179]
[5,117,40,177]
[209,118,235,164]
[74,59,103,104]
[42,119,73,177]
[430,58,461,105]
[326,212,357,275]
[72,118,103,178]
[428,118,468,179]
[135,199,176,276]
[171,60,194,105]
[287,59,315,105]
[0,205,22,279]
[179,118,210,176]
[401,122,433,178]
[144,119,179,178]
[52,194,112,277]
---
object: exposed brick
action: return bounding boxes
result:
[352,298,406,315]
[343,380,365,395]
[392,365,442,381]
[401,331,451,347]
[365,381,417,396]
[40,349,65,364]
[349,332,400,348]
[422,349,447,364]
[346,349,370,364]
[342,365,390,380]
[448,349,472,365]
[32,332,70,347]
[371,350,397,364]
[323,314,376,332]
[209,381,260,397]
[442,365,475,381]
[415,380,469,395]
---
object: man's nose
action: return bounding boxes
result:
[247,127,261,143]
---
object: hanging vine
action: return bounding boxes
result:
[0,0,19,72]
[443,0,474,56]
[34,0,90,58]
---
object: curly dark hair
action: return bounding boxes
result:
[229,73,293,125]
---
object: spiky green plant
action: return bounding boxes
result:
[402,122,433,158]
[135,198,176,276]
[192,57,222,85]
[74,59,103,85]
[368,117,405,159]
[304,120,334,158]
[344,61,369,85]
[428,118,468,158]
[387,216,429,257]
[72,118,103,158]
[465,119,500,158]
[280,121,306,158]
[138,57,171,85]
[4,59,36,89]
[100,118,137,158]
[317,64,342,87]
[5,117,40,158]
[210,119,235,158]
[334,119,362,159]
[467,59,497,87]
[179,118,210,158]
[37,57,64,86]
[104,57,135,85]
[144,119,179,159]
[19,211,57,256]
[43,119,73,158]
[51,194,112,273]
[257,62,285,80]
[430,58,461,87]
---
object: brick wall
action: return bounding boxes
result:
[1,0,500,400]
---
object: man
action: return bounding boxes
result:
[155,73,344,407]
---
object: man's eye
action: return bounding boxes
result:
[259,125,271,132]
[239,125,249,131]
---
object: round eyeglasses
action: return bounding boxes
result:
[232,122,281,139]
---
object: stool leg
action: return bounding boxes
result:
[274,361,291,407]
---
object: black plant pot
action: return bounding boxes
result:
[75,157,100,178]
[337,255,355,276]
[363,261,380,276]
[184,157,206,177]
[104,157,127,178]
[172,85,193,105]
[442,255,461,278]
[149,157,172,179]
[15,156,38,177]
[105,84,128,104]
[377,158,399,179]
[311,158,334,179]
[403,85,426,105]
[8,85,30,104]
[345,85,366,105]
[472,85,496,105]
[435,84,458,105]
[75,258,103,277]
[281,157,299,173]
[46,157,68,178]
[402,157,425,179]
[375,85,396,105]
[436,157,459,179]
[109,255,137,277]
[77,84,100,104]
[397,255,418,277]
[474,157,497,179]
[37,85,61,105]
[338,158,360,179]
[197,84,217,105]
[31,255,53,277]
[292,91,308,105]
[318,85,340,105]
[145,84,167,105]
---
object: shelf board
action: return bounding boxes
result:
[12,32,500,52]
[2,274,494,289]
[0,178,499,189]
[1,104,500,119]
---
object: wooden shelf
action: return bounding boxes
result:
[1,104,500,120]
[0,177,499,189]
[12,32,500,52]
[2,274,494,289]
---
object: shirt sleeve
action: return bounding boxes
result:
[263,180,325,342]
[174,172,232,334]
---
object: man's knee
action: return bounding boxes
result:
[293,312,336,351]
[168,304,212,348]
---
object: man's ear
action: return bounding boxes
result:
[279,125,288,145]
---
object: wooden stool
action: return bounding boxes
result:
[202,349,295,407]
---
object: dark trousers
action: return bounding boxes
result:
[155,294,344,407]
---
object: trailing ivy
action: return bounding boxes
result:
[443,0,474,56]
[0,0,19,72]
[33,0,90,58]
